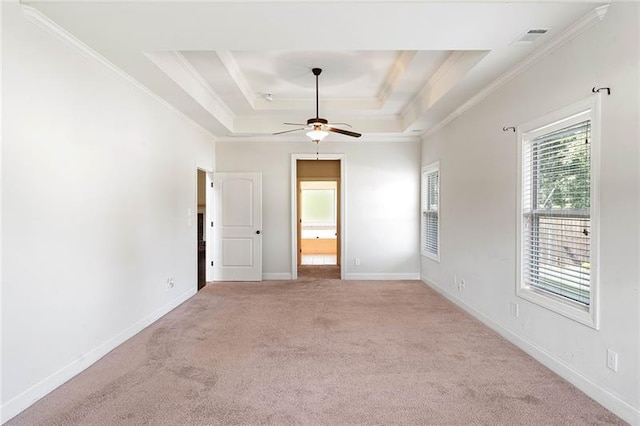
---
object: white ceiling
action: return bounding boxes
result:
[24,1,607,142]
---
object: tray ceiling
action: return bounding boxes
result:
[23,1,607,141]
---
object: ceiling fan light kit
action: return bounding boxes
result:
[274,67,362,143]
[306,128,329,142]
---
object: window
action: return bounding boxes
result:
[517,97,600,328]
[422,162,440,261]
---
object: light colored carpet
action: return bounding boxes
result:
[298,265,341,280]
[8,277,624,425]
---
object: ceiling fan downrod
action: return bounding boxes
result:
[309,68,328,126]
[313,68,321,120]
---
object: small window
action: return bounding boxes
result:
[422,162,440,261]
[517,97,600,328]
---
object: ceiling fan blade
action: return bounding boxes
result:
[327,122,353,128]
[326,126,362,138]
[273,128,305,135]
[283,122,306,126]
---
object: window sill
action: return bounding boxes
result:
[517,285,598,329]
[421,252,440,263]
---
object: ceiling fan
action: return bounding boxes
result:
[273,68,362,142]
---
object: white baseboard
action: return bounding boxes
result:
[344,272,421,281]
[262,273,293,280]
[420,275,640,426]
[1,288,197,424]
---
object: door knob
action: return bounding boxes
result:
[256,230,261,235]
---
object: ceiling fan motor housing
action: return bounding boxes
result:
[307,117,328,125]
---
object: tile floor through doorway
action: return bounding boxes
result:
[301,255,337,265]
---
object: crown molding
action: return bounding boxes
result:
[401,50,487,130]
[423,4,610,139]
[401,50,463,119]
[173,51,236,129]
[216,50,259,110]
[216,133,420,144]
[20,5,216,140]
[376,50,417,104]
[144,51,235,131]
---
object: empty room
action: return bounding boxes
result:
[1,1,639,424]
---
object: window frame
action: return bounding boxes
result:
[516,96,601,329]
[421,161,440,262]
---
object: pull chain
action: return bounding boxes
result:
[315,140,319,160]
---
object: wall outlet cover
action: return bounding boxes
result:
[606,349,618,372]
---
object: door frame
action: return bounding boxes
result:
[205,171,214,282]
[196,168,215,287]
[291,153,346,280]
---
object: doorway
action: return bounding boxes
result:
[197,169,207,291]
[299,180,338,265]
[292,155,344,279]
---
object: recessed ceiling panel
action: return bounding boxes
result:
[230,50,397,100]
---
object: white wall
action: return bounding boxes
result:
[1,4,215,421]
[215,139,421,280]
[421,4,639,423]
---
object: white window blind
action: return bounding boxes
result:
[522,119,591,306]
[422,164,439,260]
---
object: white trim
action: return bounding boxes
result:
[403,51,488,131]
[216,50,259,110]
[20,5,216,141]
[144,51,234,132]
[516,96,600,329]
[1,288,197,424]
[217,134,420,144]
[0,4,4,422]
[420,276,639,425]
[173,52,235,129]
[424,4,609,139]
[291,153,346,281]
[263,273,293,280]
[377,50,416,103]
[205,172,215,282]
[345,273,421,281]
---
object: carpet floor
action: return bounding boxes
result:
[8,276,624,425]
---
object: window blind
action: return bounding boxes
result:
[423,168,439,256]
[522,120,591,306]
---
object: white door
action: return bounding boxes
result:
[213,173,262,281]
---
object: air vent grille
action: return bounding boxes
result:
[512,28,549,45]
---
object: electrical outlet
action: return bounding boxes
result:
[354,258,360,266]
[510,302,519,317]
[167,277,175,290]
[458,279,466,292]
[606,349,618,372]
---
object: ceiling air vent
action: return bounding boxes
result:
[512,29,549,45]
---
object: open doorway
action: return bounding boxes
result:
[300,181,338,265]
[197,169,207,291]
[293,157,343,280]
